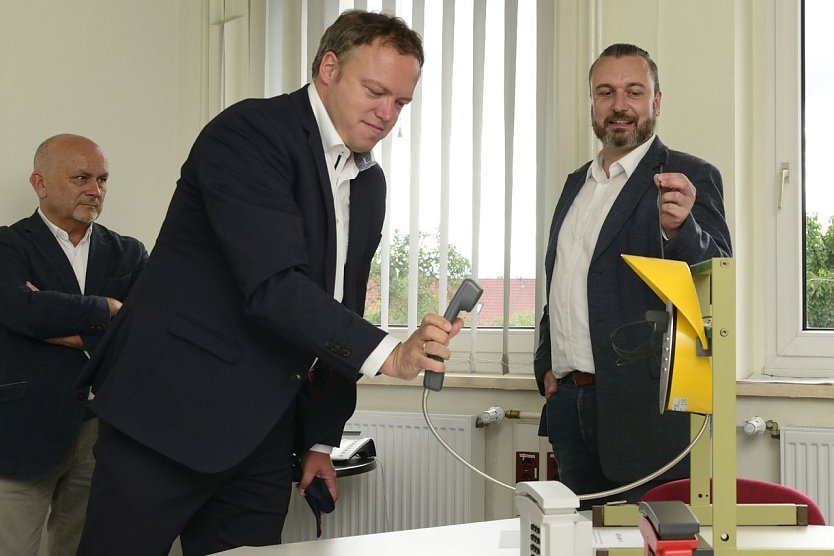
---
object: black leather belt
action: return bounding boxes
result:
[557,370,596,386]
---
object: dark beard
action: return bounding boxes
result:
[592,111,656,149]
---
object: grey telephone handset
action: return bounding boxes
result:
[422,278,483,391]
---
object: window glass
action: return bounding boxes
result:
[803,0,834,330]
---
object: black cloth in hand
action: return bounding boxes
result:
[303,476,335,538]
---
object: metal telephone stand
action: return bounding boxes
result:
[597,258,832,555]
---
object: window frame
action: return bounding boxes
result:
[766,0,834,376]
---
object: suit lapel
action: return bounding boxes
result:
[290,86,338,292]
[346,178,370,267]
[345,167,384,269]
[544,166,588,285]
[343,165,385,312]
[85,224,110,295]
[591,137,665,263]
[22,212,82,294]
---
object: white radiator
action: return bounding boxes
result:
[282,410,486,543]
[780,426,834,525]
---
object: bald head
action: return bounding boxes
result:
[30,134,109,243]
[34,134,106,172]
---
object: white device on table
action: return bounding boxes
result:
[515,481,592,556]
[331,431,374,462]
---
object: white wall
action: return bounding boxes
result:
[0,0,206,249]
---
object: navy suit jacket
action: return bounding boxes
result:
[0,213,147,477]
[534,137,732,482]
[81,86,388,473]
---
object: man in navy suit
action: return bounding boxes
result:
[535,44,732,508]
[76,10,462,556]
[0,134,147,555]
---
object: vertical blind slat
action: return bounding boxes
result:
[380,130,393,329]
[534,0,555,353]
[407,0,425,332]
[501,0,519,374]
[438,1,455,313]
[220,0,228,109]
[470,1,487,372]
[304,2,320,84]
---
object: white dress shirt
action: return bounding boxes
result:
[37,209,94,365]
[306,86,398,380]
[306,86,400,454]
[548,136,655,378]
[37,208,92,292]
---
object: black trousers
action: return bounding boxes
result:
[76,408,295,556]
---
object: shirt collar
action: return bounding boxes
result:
[587,134,657,182]
[307,84,376,173]
[308,84,346,158]
[37,208,93,245]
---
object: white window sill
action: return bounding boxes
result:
[361,374,834,398]
[360,372,539,391]
[736,381,834,400]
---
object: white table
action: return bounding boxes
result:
[220,518,834,555]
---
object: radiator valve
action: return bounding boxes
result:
[742,416,780,438]
[743,416,767,436]
[476,406,505,427]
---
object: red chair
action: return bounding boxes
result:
[640,477,826,525]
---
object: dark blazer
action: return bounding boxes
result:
[534,137,732,483]
[0,213,147,477]
[81,86,388,473]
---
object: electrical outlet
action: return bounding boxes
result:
[516,451,539,483]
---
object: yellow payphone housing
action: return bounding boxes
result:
[622,255,712,415]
